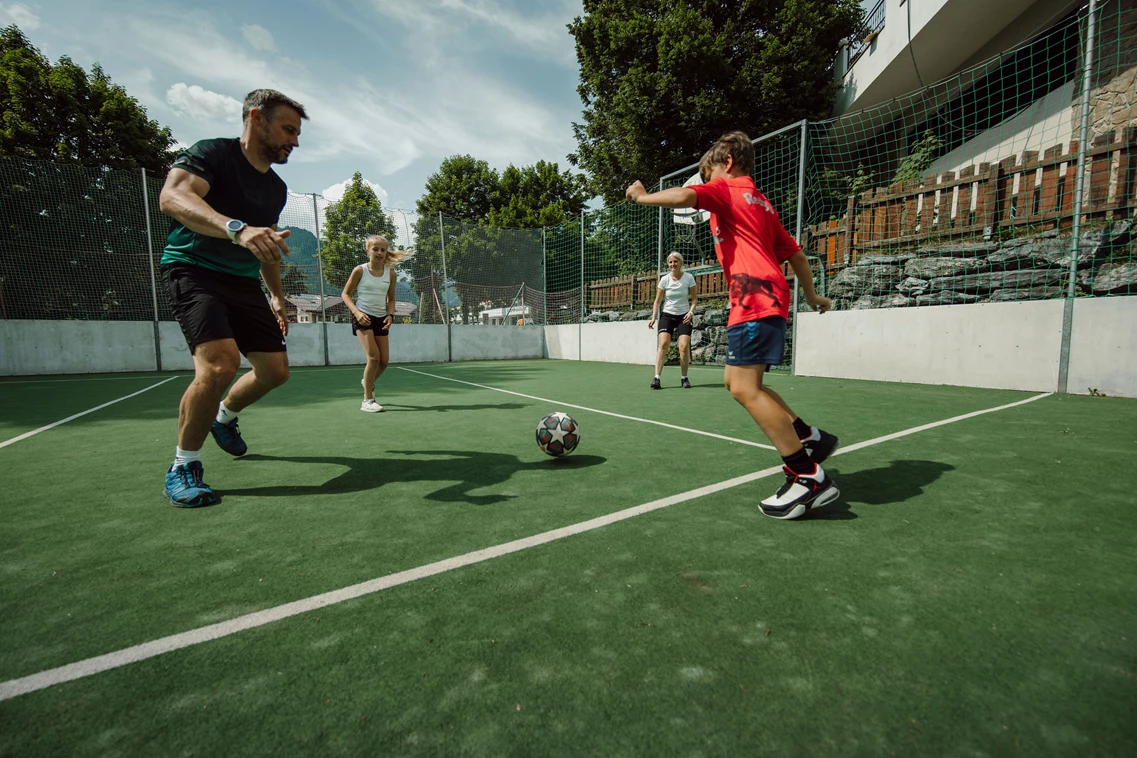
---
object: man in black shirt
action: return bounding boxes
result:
[159,88,307,507]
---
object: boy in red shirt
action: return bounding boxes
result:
[626,131,840,520]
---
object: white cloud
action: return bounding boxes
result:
[165,83,242,123]
[0,3,40,30]
[321,176,389,205]
[240,24,276,52]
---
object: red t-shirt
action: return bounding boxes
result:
[692,176,800,326]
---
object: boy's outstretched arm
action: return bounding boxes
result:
[625,180,698,209]
[787,250,832,314]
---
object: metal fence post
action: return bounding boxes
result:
[312,193,329,366]
[579,211,585,360]
[1057,0,1098,395]
[439,211,452,362]
[140,167,162,371]
[791,118,809,376]
[542,227,547,326]
[657,180,665,276]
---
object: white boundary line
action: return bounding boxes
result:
[0,377,182,450]
[397,366,777,450]
[0,391,1051,701]
[0,375,177,385]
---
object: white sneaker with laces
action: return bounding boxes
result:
[361,399,383,413]
[759,465,839,520]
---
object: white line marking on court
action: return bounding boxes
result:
[397,366,778,450]
[0,377,182,450]
[0,374,181,385]
[0,391,1051,702]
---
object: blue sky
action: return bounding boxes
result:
[1,0,586,215]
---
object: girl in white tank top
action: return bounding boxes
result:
[342,235,414,413]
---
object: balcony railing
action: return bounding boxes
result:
[846,0,886,70]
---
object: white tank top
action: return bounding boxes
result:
[354,264,391,316]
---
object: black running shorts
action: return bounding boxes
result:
[657,311,693,338]
[351,311,391,337]
[163,263,286,355]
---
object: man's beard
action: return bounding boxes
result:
[258,125,292,164]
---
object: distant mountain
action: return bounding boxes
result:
[280,226,332,294]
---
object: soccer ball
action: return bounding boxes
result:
[536,412,580,457]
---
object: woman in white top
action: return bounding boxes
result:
[342,235,413,412]
[648,251,698,389]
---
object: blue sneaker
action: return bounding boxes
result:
[210,418,247,456]
[163,461,220,508]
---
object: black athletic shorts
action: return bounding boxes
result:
[351,311,391,337]
[657,311,693,338]
[163,263,286,355]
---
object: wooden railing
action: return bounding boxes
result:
[808,128,1136,268]
[588,262,797,311]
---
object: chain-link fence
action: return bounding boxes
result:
[1,0,1133,371]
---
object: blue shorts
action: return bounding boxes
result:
[725,317,787,366]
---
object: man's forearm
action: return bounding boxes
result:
[261,262,285,299]
[162,188,230,239]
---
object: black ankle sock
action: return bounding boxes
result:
[782,449,815,475]
[792,418,812,439]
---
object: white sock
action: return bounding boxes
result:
[654,374,660,380]
[681,374,688,379]
[174,447,201,467]
[216,403,237,425]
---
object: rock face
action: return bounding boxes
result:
[825,225,1134,311]
[829,265,904,297]
[1089,260,1137,294]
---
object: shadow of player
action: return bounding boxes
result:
[225,450,605,505]
[807,459,956,520]
[377,402,529,413]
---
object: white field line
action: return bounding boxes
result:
[0,377,182,450]
[0,391,1051,702]
[397,366,777,450]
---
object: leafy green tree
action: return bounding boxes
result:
[319,172,399,290]
[415,155,500,223]
[568,0,863,203]
[487,161,590,228]
[0,26,175,171]
[279,262,308,296]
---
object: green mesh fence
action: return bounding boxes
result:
[803,0,1136,310]
[1,0,1132,362]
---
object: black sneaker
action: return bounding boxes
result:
[680,377,692,388]
[210,418,248,456]
[801,427,839,465]
[650,378,662,390]
[759,466,840,520]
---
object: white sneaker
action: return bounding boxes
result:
[360,399,382,413]
[759,465,839,520]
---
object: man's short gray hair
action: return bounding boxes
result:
[242,89,308,124]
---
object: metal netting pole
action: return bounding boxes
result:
[1058,0,1098,395]
[141,168,162,372]
[657,180,665,275]
[579,212,585,360]
[312,193,329,366]
[542,227,547,326]
[791,119,808,376]
[440,211,451,361]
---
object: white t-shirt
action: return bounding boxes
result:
[658,271,696,316]
[354,264,391,316]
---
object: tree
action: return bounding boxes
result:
[568,0,863,203]
[319,172,399,290]
[487,161,590,228]
[279,262,308,296]
[0,26,175,171]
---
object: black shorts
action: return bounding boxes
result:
[351,311,391,337]
[657,311,693,338]
[163,263,286,355]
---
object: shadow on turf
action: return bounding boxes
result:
[223,450,606,505]
[807,459,955,520]
[377,402,529,413]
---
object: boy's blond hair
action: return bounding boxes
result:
[698,131,754,181]
[366,234,415,265]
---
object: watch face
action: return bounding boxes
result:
[227,220,244,232]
